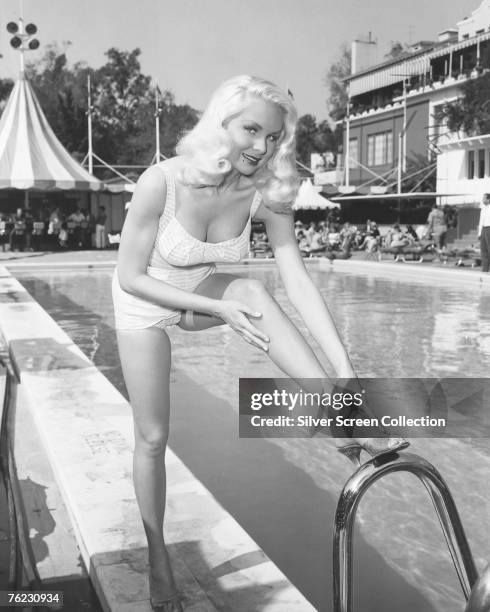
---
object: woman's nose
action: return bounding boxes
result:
[253,138,267,154]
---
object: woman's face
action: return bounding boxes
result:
[225,97,284,175]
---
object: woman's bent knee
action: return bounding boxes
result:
[225,278,270,305]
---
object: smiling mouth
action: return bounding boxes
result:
[242,153,261,166]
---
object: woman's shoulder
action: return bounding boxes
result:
[129,161,179,218]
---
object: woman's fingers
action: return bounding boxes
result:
[241,328,269,351]
[235,304,269,344]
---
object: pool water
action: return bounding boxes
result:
[16,264,490,612]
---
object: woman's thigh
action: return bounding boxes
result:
[116,326,172,443]
[178,272,245,331]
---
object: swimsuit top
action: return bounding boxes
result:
[148,165,262,269]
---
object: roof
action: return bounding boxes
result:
[329,191,467,201]
[293,179,339,210]
[0,74,102,191]
[347,30,490,97]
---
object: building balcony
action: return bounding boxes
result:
[349,68,490,120]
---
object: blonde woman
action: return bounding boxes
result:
[113,75,407,611]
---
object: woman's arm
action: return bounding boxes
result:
[117,167,268,348]
[117,166,224,316]
[261,207,355,377]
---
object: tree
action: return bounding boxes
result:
[324,43,351,123]
[295,114,319,166]
[295,115,336,167]
[384,41,409,60]
[27,43,89,158]
[157,90,200,159]
[25,45,200,177]
[91,48,153,166]
[438,72,490,136]
[0,78,14,112]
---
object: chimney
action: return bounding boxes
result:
[351,32,378,74]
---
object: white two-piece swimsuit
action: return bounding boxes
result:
[112,163,263,330]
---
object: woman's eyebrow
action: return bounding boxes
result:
[242,119,262,128]
[242,119,282,135]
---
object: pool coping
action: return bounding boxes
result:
[0,265,315,611]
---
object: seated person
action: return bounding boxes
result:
[307,229,327,254]
[389,225,411,248]
[405,225,419,241]
[297,230,310,254]
[360,232,379,253]
[326,233,353,260]
[327,228,341,249]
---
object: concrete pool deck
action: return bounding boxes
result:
[0,264,315,611]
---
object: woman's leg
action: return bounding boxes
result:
[116,326,180,606]
[179,272,327,381]
[180,272,408,457]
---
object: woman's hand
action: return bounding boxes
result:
[215,300,269,351]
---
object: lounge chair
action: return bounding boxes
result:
[378,241,435,263]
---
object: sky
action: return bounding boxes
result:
[0,0,482,120]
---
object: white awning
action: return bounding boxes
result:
[348,54,431,97]
[428,31,490,59]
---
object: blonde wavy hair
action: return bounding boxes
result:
[176,75,299,212]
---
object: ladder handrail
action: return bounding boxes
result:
[333,452,478,612]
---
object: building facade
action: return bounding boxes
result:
[341,0,490,204]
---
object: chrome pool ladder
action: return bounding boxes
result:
[333,451,487,612]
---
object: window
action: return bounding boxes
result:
[478,149,486,178]
[348,138,359,168]
[468,150,475,179]
[367,131,393,166]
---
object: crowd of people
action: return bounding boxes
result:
[0,205,108,252]
[290,218,387,256]
[262,205,458,259]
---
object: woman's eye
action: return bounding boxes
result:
[268,135,278,142]
[246,127,257,134]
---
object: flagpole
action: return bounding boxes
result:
[87,75,94,175]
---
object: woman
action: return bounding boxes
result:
[426,203,447,254]
[113,75,407,611]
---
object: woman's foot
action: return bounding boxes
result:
[149,551,182,611]
[336,437,409,467]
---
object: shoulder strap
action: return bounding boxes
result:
[156,165,176,219]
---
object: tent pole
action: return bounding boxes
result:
[155,85,161,164]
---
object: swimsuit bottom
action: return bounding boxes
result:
[112,263,216,330]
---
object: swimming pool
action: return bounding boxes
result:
[15,263,490,612]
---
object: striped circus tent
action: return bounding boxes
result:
[0,74,101,191]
